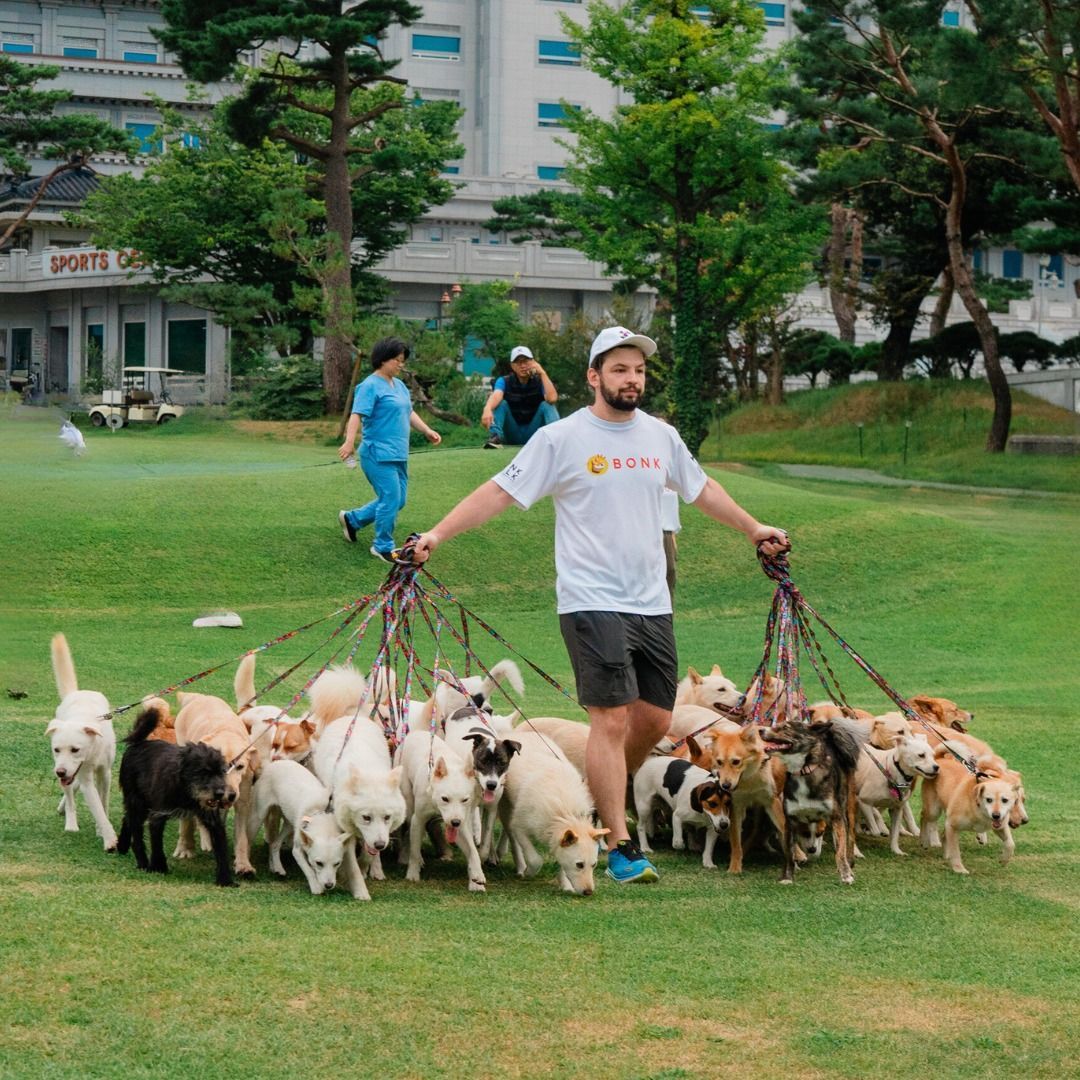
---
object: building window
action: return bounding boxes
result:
[126,122,161,154]
[123,50,158,64]
[167,319,206,374]
[971,248,983,272]
[442,165,460,174]
[1002,249,1023,279]
[537,165,566,181]
[62,46,98,59]
[538,40,581,66]
[411,33,461,60]
[942,9,961,27]
[86,323,104,381]
[124,322,146,367]
[538,102,579,128]
[759,2,786,25]
[181,132,201,149]
[10,328,32,369]
[2,37,34,54]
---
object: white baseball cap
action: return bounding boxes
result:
[509,345,534,361]
[588,326,657,368]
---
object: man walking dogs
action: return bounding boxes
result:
[411,327,788,884]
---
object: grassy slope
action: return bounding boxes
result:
[701,380,1080,493]
[1,406,1078,1079]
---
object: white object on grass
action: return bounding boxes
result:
[192,611,244,629]
[58,420,87,456]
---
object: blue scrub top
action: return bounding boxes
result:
[353,374,412,462]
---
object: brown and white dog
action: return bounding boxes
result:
[172,691,260,876]
[233,653,315,765]
[919,748,1017,874]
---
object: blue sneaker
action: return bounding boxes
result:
[605,840,659,884]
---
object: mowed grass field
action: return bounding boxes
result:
[1,404,1078,1080]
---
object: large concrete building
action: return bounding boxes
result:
[2,0,1079,405]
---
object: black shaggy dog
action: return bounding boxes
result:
[116,702,236,886]
[762,719,864,886]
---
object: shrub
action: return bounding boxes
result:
[249,355,325,420]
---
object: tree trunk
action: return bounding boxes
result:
[930,265,953,337]
[672,239,709,455]
[878,296,922,381]
[764,344,784,405]
[944,192,1010,450]
[321,48,357,414]
[828,203,860,343]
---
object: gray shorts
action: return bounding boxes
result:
[559,611,677,711]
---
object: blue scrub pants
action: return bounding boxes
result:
[343,450,408,554]
[489,400,559,445]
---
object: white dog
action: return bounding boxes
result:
[47,633,117,850]
[397,730,487,891]
[674,664,742,714]
[633,756,732,868]
[854,734,940,856]
[312,714,405,900]
[497,731,608,894]
[250,759,349,894]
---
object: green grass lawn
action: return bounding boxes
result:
[1,403,1078,1079]
[701,380,1080,493]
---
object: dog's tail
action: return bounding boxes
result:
[50,633,79,700]
[234,652,257,711]
[825,719,864,773]
[483,658,525,700]
[126,701,169,745]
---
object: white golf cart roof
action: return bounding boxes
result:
[122,367,187,375]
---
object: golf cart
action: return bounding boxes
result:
[88,367,186,428]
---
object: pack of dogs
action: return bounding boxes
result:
[46,638,1030,896]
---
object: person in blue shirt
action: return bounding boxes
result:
[337,337,441,561]
[480,345,559,448]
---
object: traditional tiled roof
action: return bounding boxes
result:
[0,166,101,209]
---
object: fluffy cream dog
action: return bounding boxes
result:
[47,633,117,850]
[250,759,348,894]
[514,715,588,777]
[497,731,608,895]
[312,714,405,900]
[173,691,260,876]
[397,730,486,891]
[674,664,742,714]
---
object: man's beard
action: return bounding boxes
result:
[599,382,641,412]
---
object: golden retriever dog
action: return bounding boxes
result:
[919,750,1017,874]
[674,665,742,715]
[685,721,785,875]
[173,691,260,876]
[514,716,588,777]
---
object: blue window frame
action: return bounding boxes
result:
[537,165,566,181]
[63,46,97,58]
[442,165,460,174]
[759,2,785,25]
[1046,254,1065,282]
[181,132,201,149]
[123,50,157,63]
[942,9,960,27]
[538,40,581,66]
[126,122,161,154]
[2,42,34,54]
[538,102,579,128]
[1002,249,1023,279]
[971,248,983,272]
[411,33,461,59]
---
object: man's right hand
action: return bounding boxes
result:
[337,441,355,462]
[480,411,493,430]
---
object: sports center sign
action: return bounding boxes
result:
[42,249,145,277]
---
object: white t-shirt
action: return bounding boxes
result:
[492,407,707,615]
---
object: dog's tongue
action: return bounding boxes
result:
[992,820,1005,830]
[482,790,496,804]
[445,824,459,844]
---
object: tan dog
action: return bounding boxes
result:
[919,749,1017,874]
[514,716,588,777]
[808,702,874,725]
[234,653,315,764]
[742,672,786,723]
[910,694,973,733]
[141,696,177,744]
[685,721,785,875]
[675,665,742,715]
[173,691,260,876]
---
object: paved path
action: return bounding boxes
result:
[777,463,1063,498]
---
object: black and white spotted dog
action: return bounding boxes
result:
[443,706,521,862]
